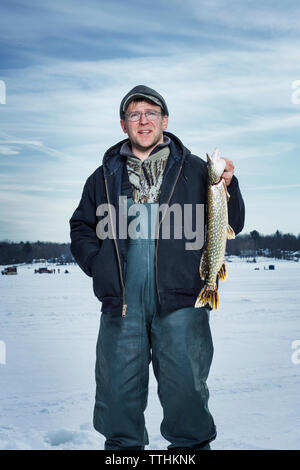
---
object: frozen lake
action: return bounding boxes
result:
[0,258,300,450]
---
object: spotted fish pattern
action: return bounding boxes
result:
[195,149,235,310]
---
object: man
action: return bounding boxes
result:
[69,85,245,450]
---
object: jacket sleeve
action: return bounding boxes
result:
[227,175,245,236]
[69,172,101,277]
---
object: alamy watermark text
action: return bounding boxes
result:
[291,80,300,105]
[96,197,205,250]
[0,80,6,104]
[291,340,300,365]
[0,340,6,365]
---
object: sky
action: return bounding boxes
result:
[0,0,300,242]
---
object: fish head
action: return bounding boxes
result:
[206,148,226,184]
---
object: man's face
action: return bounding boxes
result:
[120,100,168,156]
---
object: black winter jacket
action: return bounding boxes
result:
[69,131,245,316]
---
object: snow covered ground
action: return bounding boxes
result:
[0,257,300,450]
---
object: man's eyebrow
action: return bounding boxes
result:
[128,108,161,113]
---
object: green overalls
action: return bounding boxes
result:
[93,197,216,450]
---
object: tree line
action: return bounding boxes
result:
[0,230,300,265]
[226,230,300,257]
[0,241,73,265]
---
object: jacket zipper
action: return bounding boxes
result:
[104,177,127,317]
[155,163,184,305]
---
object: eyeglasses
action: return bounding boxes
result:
[125,110,163,122]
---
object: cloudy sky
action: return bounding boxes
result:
[0,0,300,242]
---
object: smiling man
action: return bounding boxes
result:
[69,85,245,450]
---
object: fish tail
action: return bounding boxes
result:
[217,262,227,281]
[195,285,219,310]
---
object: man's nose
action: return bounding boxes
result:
[139,113,149,124]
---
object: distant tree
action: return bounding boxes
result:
[250,230,260,254]
[22,241,33,262]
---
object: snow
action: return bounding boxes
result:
[0,258,300,450]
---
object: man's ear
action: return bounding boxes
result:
[162,115,168,130]
[120,119,127,134]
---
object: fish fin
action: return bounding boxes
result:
[199,251,208,280]
[195,285,219,310]
[217,262,227,281]
[227,225,235,239]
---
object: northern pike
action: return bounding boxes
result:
[195,149,235,310]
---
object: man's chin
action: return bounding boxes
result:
[134,138,161,153]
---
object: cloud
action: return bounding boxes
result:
[0,133,73,160]
[184,0,300,35]
[0,145,20,155]
[0,139,43,156]
[0,0,208,41]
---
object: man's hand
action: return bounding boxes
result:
[222,158,234,186]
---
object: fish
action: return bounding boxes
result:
[195,149,235,310]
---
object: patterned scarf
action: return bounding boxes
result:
[120,137,170,203]
[126,147,170,203]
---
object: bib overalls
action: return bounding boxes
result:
[93,197,216,450]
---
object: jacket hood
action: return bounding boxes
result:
[102,131,191,177]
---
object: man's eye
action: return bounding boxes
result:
[131,113,139,119]
[147,112,156,117]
